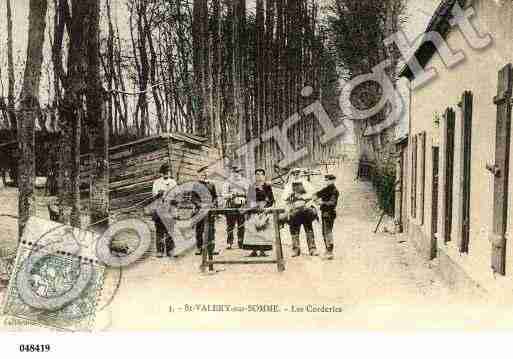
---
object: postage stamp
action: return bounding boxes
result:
[1,217,105,332]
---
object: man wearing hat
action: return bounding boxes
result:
[314,174,339,259]
[223,165,247,249]
[282,168,319,257]
[152,164,178,258]
[194,165,219,256]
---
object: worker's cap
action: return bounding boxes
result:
[231,165,243,173]
[255,168,266,175]
[159,164,171,174]
[325,174,336,180]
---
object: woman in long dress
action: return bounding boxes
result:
[243,168,275,257]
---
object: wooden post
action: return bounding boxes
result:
[374,211,386,233]
[208,212,215,272]
[491,64,513,275]
[439,108,455,244]
[201,214,209,273]
[273,212,285,272]
[166,134,173,176]
[458,91,473,254]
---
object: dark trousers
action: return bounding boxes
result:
[226,213,245,245]
[153,214,175,255]
[289,210,314,235]
[289,209,316,252]
[196,217,216,252]
[321,213,336,252]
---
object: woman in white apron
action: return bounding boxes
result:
[243,168,275,257]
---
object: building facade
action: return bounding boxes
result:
[400,0,513,294]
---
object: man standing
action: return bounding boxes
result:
[223,166,246,249]
[152,164,178,258]
[314,174,339,260]
[194,165,219,256]
[282,168,318,257]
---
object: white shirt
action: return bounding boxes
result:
[152,177,178,197]
[281,178,314,203]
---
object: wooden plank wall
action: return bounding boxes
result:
[80,134,220,211]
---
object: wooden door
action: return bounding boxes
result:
[491,64,513,275]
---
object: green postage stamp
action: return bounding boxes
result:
[2,217,106,332]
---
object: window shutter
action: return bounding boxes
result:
[411,135,417,218]
[491,64,513,275]
[439,108,455,243]
[458,91,473,254]
[419,131,426,225]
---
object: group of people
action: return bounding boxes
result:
[150,163,340,261]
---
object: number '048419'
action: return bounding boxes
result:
[19,344,51,352]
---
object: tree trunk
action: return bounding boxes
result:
[192,0,204,135]
[58,0,89,227]
[233,0,247,166]
[6,0,17,131]
[18,0,48,238]
[87,0,109,230]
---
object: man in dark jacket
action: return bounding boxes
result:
[314,174,339,260]
[223,166,247,249]
[194,165,219,256]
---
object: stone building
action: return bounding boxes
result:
[398,0,513,294]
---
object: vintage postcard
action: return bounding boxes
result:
[2,0,513,347]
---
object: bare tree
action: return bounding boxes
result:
[6,0,17,131]
[87,0,109,229]
[58,0,90,227]
[18,0,48,238]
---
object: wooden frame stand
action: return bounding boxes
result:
[201,208,286,273]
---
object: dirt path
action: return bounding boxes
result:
[102,161,486,330]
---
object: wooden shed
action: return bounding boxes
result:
[80,132,220,211]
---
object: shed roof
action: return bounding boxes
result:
[108,131,209,151]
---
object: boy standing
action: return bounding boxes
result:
[152,164,177,257]
[223,166,246,249]
[315,174,339,260]
[194,165,219,256]
[282,168,319,257]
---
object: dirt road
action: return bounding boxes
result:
[100,161,488,330]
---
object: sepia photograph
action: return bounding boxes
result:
[0,0,513,352]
